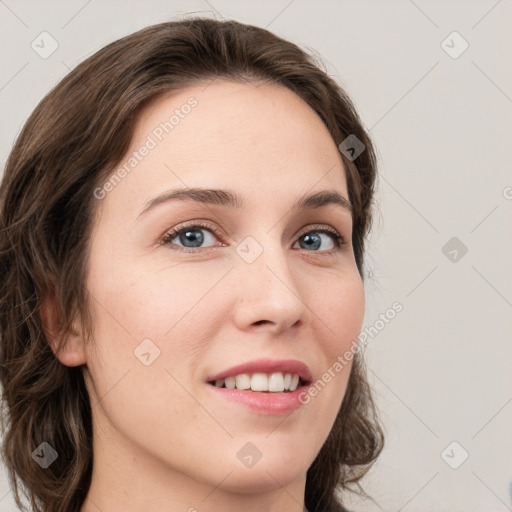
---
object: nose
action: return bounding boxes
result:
[231,237,309,334]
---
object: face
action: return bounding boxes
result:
[81,79,365,496]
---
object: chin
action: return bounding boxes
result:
[219,464,305,494]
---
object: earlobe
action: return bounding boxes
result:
[39,294,87,367]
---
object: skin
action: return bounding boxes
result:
[48,79,365,512]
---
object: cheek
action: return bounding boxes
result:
[320,270,365,352]
[89,254,225,338]
[84,256,230,406]
[310,271,365,403]
[83,261,223,452]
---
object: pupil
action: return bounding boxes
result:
[180,229,204,247]
[301,233,320,251]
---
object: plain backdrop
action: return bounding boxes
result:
[1,1,511,511]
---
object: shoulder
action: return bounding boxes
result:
[336,504,355,512]
[320,503,354,512]
[308,500,354,512]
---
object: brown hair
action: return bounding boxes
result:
[0,17,383,512]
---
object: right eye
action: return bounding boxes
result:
[161,222,224,251]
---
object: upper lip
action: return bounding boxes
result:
[206,358,313,384]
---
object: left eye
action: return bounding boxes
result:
[162,224,344,252]
[293,230,343,251]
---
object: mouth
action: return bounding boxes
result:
[206,372,312,415]
[205,359,313,414]
[207,372,311,393]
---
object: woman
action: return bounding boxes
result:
[0,17,383,512]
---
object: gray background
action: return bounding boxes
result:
[1,1,511,511]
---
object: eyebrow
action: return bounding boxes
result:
[137,187,352,220]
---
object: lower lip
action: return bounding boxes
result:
[206,383,311,415]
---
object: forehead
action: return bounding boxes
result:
[100,79,348,215]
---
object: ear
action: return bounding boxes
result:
[39,292,87,367]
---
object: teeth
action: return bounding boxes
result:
[211,372,303,392]
[268,372,284,392]
[251,373,268,391]
[225,376,236,389]
[235,373,251,390]
[290,373,299,391]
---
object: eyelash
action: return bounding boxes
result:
[160,220,346,254]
